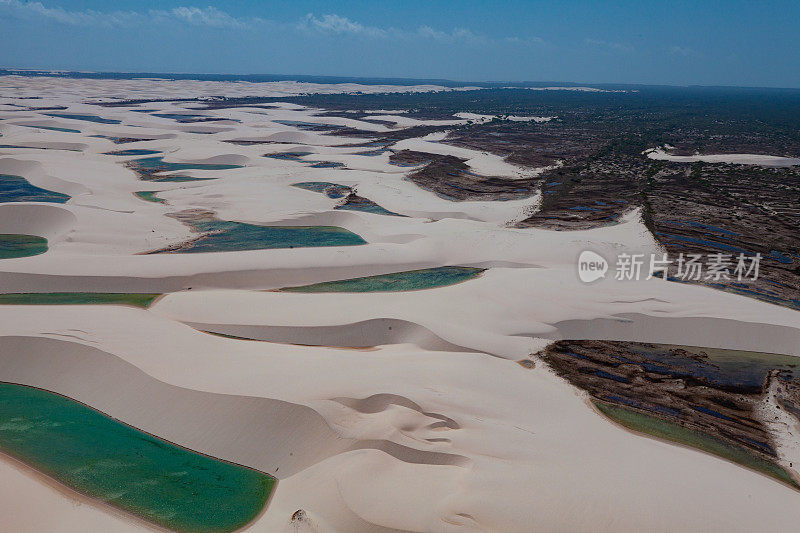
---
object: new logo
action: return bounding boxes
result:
[578,250,608,283]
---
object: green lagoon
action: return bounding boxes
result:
[0,293,160,308]
[134,191,166,204]
[1,174,70,203]
[282,266,484,292]
[594,401,798,488]
[128,157,241,182]
[0,234,47,259]
[0,382,274,532]
[174,219,366,253]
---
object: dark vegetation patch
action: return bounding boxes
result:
[542,340,800,487]
[394,150,539,201]
[645,162,800,308]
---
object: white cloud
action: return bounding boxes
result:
[299,12,537,47]
[417,25,488,45]
[0,0,138,26]
[585,38,635,53]
[505,36,546,46]
[159,6,249,29]
[0,0,255,28]
[668,45,701,58]
[0,1,543,48]
[298,13,387,37]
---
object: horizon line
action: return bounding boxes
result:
[2,67,800,92]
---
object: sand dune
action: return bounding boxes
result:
[0,335,351,477]
[0,157,90,196]
[3,303,800,532]
[185,317,478,353]
[645,146,800,167]
[0,141,87,151]
[0,203,76,240]
[545,312,800,356]
[2,75,800,532]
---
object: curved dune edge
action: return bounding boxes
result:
[0,157,90,197]
[147,266,800,361]
[277,266,485,293]
[185,318,479,354]
[7,120,82,132]
[0,141,87,151]
[0,203,76,242]
[0,334,474,531]
[0,335,470,475]
[175,153,249,166]
[0,336,349,478]
[542,312,800,356]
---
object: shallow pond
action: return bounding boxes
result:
[0,174,70,203]
[104,149,162,156]
[44,113,120,125]
[0,382,274,532]
[0,234,48,259]
[169,219,366,253]
[134,191,166,204]
[129,157,241,173]
[292,181,350,198]
[0,293,160,308]
[628,343,800,393]
[594,401,796,488]
[0,145,80,152]
[282,266,484,292]
[128,157,241,182]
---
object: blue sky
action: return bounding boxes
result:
[1,0,799,87]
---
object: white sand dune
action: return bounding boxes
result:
[150,266,800,360]
[0,336,352,477]
[392,131,534,178]
[0,141,87,151]
[0,157,90,197]
[0,74,481,103]
[1,75,800,533]
[0,203,76,240]
[506,115,555,122]
[5,119,82,130]
[2,304,800,532]
[183,317,479,354]
[545,312,800,356]
[645,146,800,167]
